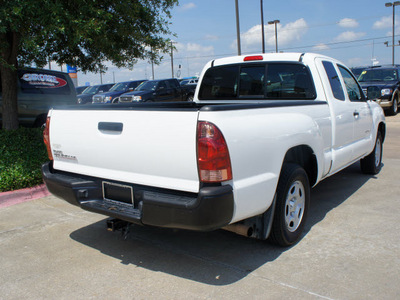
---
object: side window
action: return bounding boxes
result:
[158,81,167,90]
[322,61,345,101]
[170,80,179,89]
[165,80,177,89]
[338,65,363,101]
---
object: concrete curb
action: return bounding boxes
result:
[0,184,50,208]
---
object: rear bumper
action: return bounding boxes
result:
[42,161,234,231]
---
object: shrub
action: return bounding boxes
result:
[0,128,48,192]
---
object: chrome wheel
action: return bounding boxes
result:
[269,163,310,246]
[285,180,305,232]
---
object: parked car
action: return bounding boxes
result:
[119,78,196,102]
[43,53,385,247]
[92,80,147,103]
[75,85,89,94]
[0,68,76,127]
[358,65,400,115]
[350,67,367,78]
[77,83,114,104]
[180,78,198,85]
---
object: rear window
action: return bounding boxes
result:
[198,63,316,100]
[18,70,72,95]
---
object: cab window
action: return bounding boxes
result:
[198,63,316,100]
[338,65,364,101]
[322,61,345,101]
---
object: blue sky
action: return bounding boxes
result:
[71,0,400,86]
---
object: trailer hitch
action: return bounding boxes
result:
[106,218,131,240]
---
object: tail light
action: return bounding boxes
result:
[43,116,53,160]
[197,121,232,182]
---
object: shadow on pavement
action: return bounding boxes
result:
[70,162,374,286]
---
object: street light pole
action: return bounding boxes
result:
[385,2,400,65]
[260,0,265,53]
[268,20,280,53]
[170,41,176,78]
[235,0,241,55]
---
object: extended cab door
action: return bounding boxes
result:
[336,65,373,160]
[317,58,374,173]
[318,59,355,173]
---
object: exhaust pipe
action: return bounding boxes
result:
[222,224,254,237]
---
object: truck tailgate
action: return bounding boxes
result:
[49,109,200,193]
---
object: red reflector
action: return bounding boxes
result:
[197,121,232,182]
[43,116,53,160]
[244,55,263,61]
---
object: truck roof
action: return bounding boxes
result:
[210,52,341,67]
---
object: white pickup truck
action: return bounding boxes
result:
[42,53,385,246]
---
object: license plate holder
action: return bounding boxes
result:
[102,181,134,206]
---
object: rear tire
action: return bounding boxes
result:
[361,131,383,175]
[269,163,310,247]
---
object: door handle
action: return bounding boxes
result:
[98,122,123,133]
[353,111,360,119]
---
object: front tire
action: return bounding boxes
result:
[361,131,383,175]
[269,163,310,247]
[388,95,398,116]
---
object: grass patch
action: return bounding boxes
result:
[0,128,48,192]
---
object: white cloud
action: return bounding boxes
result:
[373,16,393,29]
[179,3,196,11]
[235,18,308,52]
[373,15,400,36]
[334,31,366,42]
[313,43,330,51]
[338,18,359,28]
[176,42,214,55]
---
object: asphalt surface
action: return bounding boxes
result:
[1,116,399,299]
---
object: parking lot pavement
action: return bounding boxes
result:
[1,117,399,300]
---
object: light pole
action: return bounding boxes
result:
[170,41,176,78]
[235,0,241,55]
[385,2,400,65]
[260,0,265,53]
[268,20,280,53]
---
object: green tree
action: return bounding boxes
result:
[0,0,178,130]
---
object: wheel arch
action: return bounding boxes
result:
[282,145,318,187]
